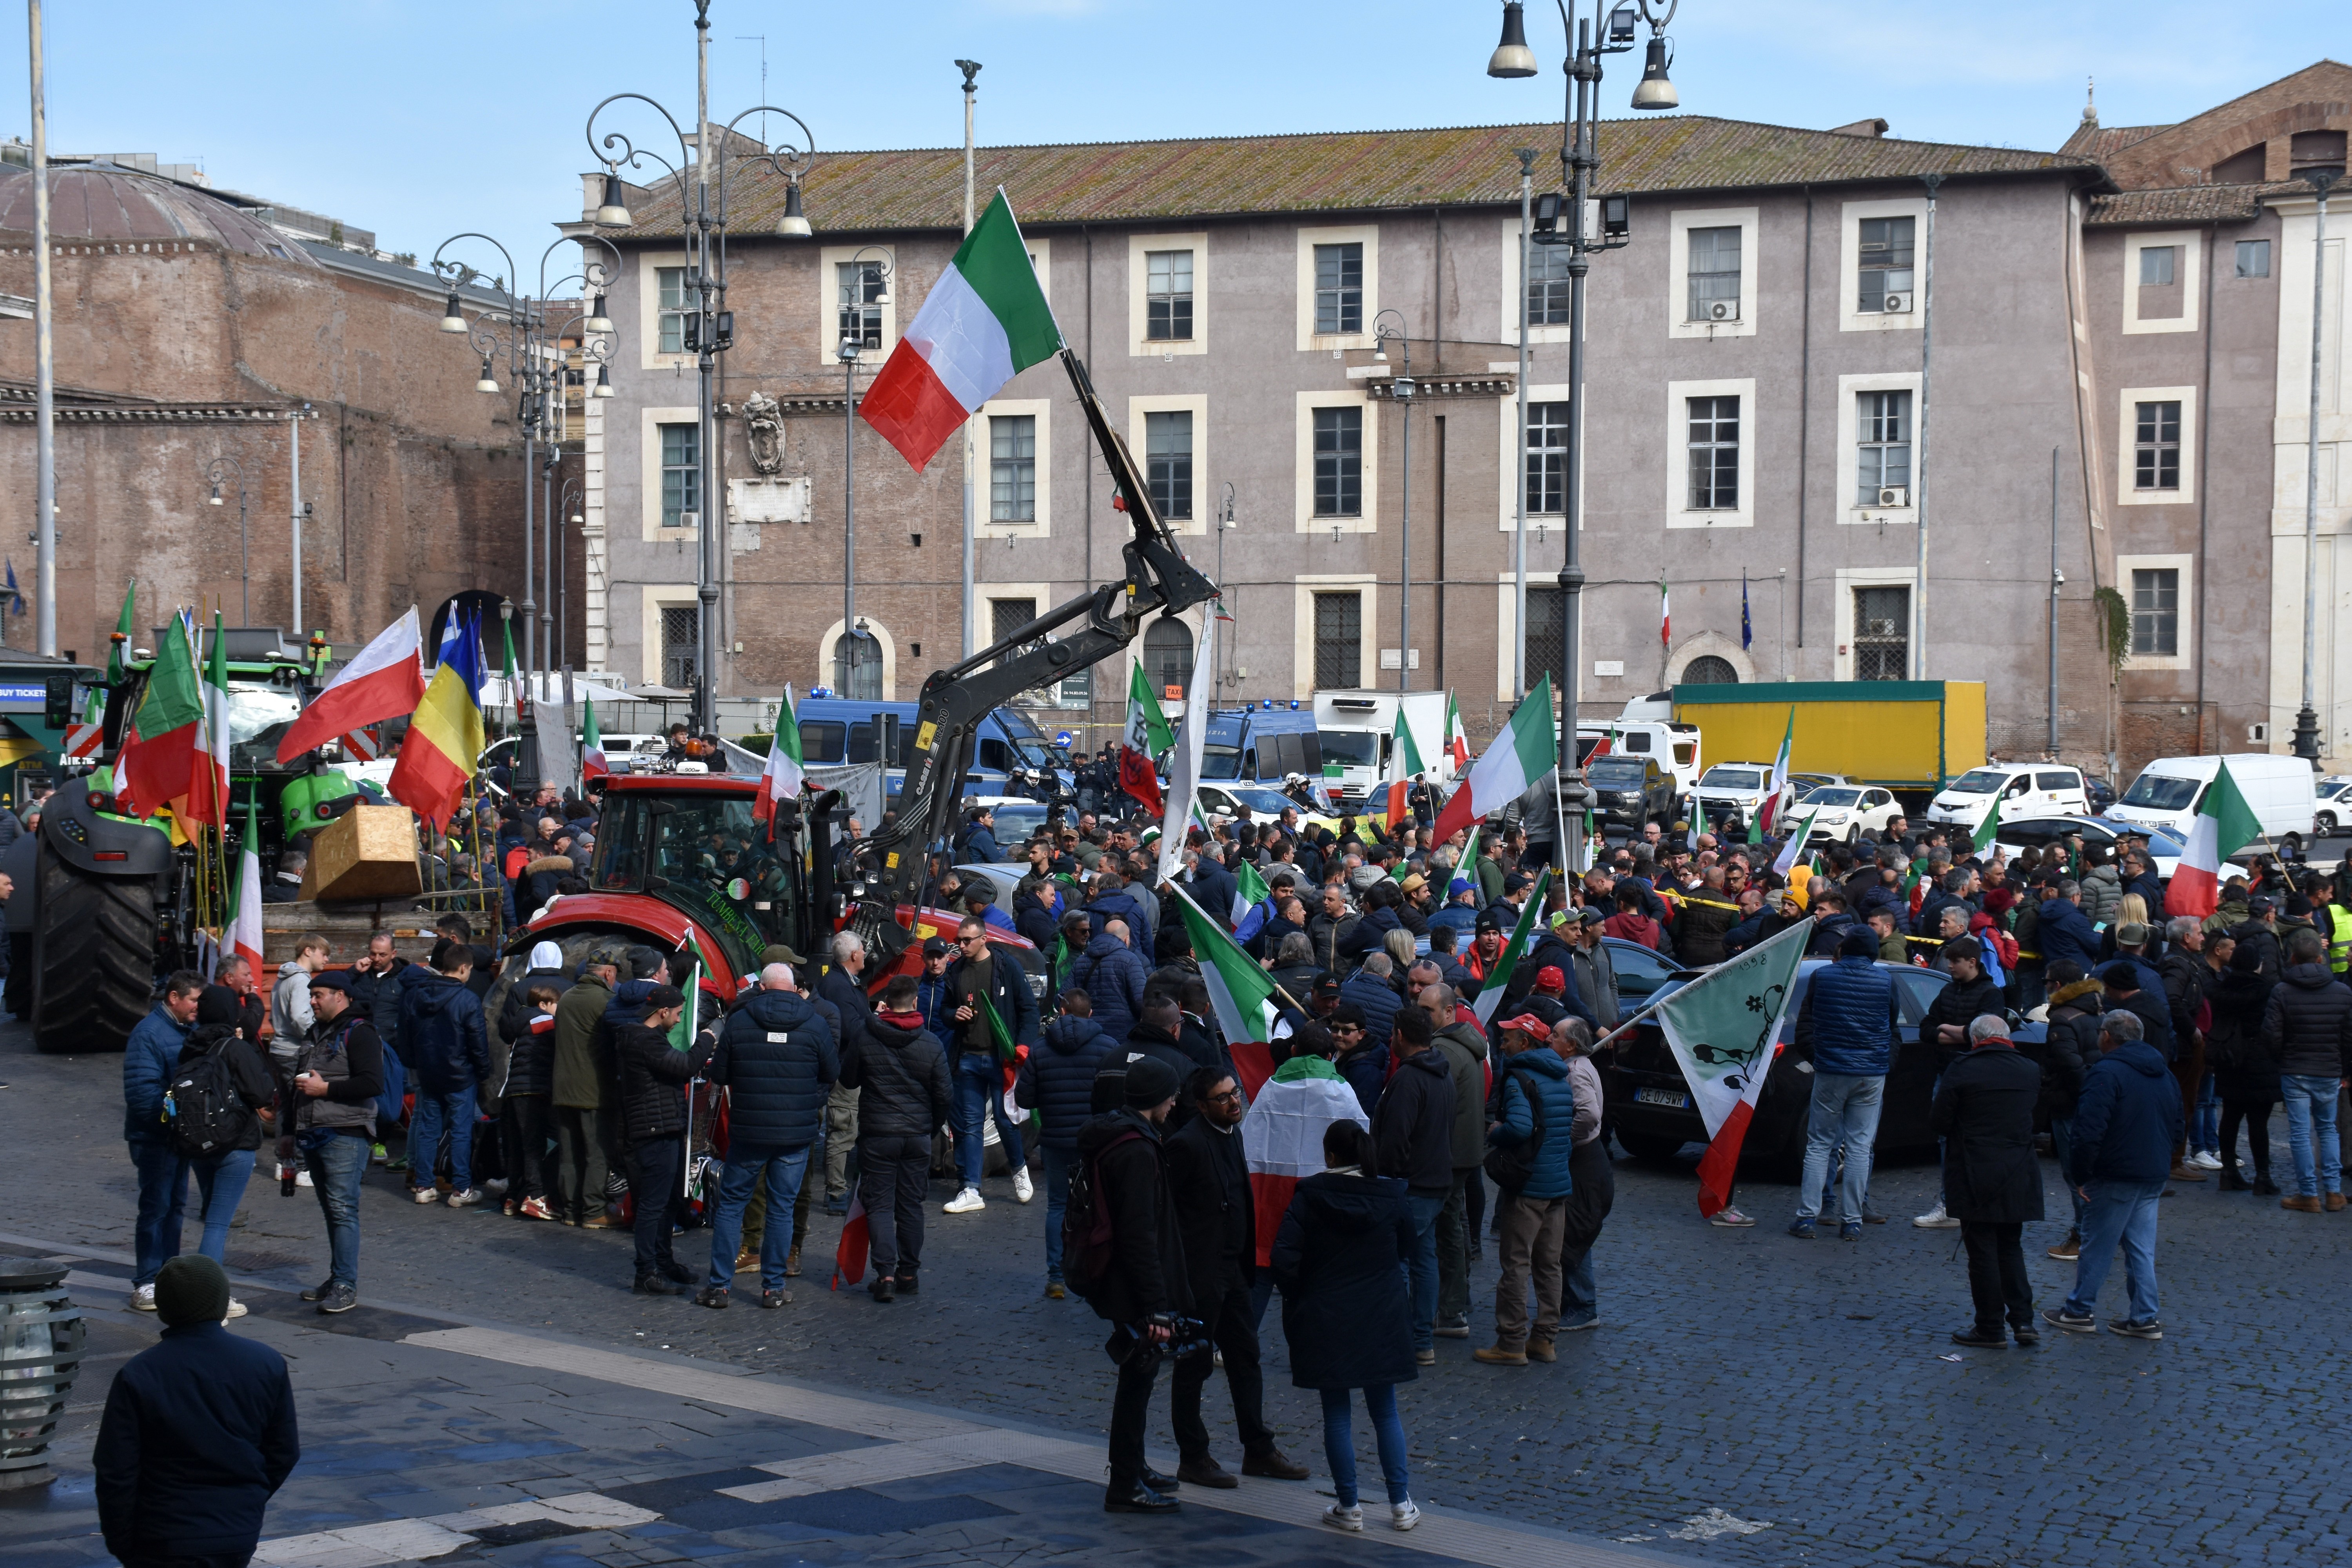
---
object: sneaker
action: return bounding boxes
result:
[1472,1345,1528,1366]
[294,1168,313,1187]
[384,1156,409,1172]
[2041,1305,2096,1333]
[1434,1316,1471,1339]
[1838,1221,1863,1241]
[1913,1203,1961,1229]
[316,1284,358,1314]
[1557,1312,1600,1332]
[1861,1209,1888,1225]
[2047,1230,2081,1260]
[634,1273,686,1296]
[412,1187,441,1205]
[300,1279,334,1303]
[483,1177,510,1196]
[694,1286,730,1310]
[519,1197,557,1221]
[1709,1207,1754,1228]
[943,1187,985,1214]
[1391,1501,1422,1532]
[1414,1347,1436,1366]
[1786,1218,1815,1240]
[2190,1150,2223,1170]
[131,1284,157,1312]
[370,1143,388,1165]
[446,1188,483,1208]
[1045,1280,1067,1301]
[2110,1318,2164,1340]
[759,1289,790,1309]
[895,1272,920,1296]
[225,1298,249,1319]
[2013,1325,2042,1347]
[1323,1504,1365,1533]
[1013,1167,1035,1204]
[1950,1327,2008,1349]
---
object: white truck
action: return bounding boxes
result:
[1312,690,1455,812]
[1576,720,1702,811]
[2107,753,2318,855]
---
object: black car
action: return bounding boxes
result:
[1586,754,1677,834]
[1601,960,2042,1176]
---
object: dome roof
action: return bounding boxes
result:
[0,162,317,265]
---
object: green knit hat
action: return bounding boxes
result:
[153,1254,230,1327]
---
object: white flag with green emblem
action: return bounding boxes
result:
[1650,918,1812,1217]
[756,687,803,827]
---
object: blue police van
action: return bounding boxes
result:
[1202,701,1323,785]
[792,696,1070,801]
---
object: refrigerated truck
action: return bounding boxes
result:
[1670,681,1987,805]
[1311,690,1455,811]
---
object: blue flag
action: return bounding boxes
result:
[1740,573,1752,652]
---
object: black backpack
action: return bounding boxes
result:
[1061,1122,1143,1306]
[1482,1061,1547,1194]
[165,1032,254,1158]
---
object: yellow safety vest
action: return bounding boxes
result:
[2325,904,2352,975]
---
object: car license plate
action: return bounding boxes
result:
[1635,1088,1689,1109]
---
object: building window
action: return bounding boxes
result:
[1144,617,1194,697]
[833,627,883,701]
[1686,225,1741,321]
[2131,568,2180,657]
[1313,406,1362,517]
[1685,396,1740,510]
[660,606,698,689]
[659,422,700,527]
[2139,245,2177,287]
[2236,239,2271,278]
[2134,400,2181,490]
[1522,583,1564,692]
[1857,216,1915,311]
[1526,243,1573,326]
[1681,655,1738,684]
[1852,586,1909,681]
[1855,390,1912,503]
[1145,410,1194,520]
[837,260,885,350]
[1314,242,1363,336]
[1526,401,1570,514]
[990,598,1039,672]
[1145,249,1193,341]
[990,414,1037,521]
[1312,592,1361,689]
[656,266,689,354]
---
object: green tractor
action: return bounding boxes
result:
[13,627,390,1053]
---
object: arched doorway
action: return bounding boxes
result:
[1681,654,1739,684]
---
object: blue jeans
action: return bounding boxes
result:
[2049,1118,2085,1227]
[187,1149,254,1265]
[1405,1191,1445,1351]
[1321,1384,1410,1508]
[705,1143,809,1293]
[409,1084,479,1192]
[2192,1072,2221,1155]
[952,1055,1024,1189]
[2280,1074,2343,1198]
[304,1132,368,1289]
[127,1138,187,1287]
[2065,1178,2164,1324]
[1795,1072,1884,1223]
[1041,1145,1074,1281]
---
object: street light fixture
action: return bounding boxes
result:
[2292,167,2339,766]
[585,292,613,333]
[204,456,250,623]
[439,291,467,333]
[594,171,634,228]
[775,178,811,238]
[1488,2,1539,76]
[475,355,500,394]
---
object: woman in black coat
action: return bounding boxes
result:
[1270,1120,1422,1533]
[1927,1021,2044,1349]
[2203,938,2280,1194]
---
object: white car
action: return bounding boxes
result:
[1795,785,1904,844]
[1926,763,2092,833]
[2317,777,2352,837]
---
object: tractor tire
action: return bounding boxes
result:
[33,845,158,1055]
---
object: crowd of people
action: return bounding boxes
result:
[105,768,2352,1526]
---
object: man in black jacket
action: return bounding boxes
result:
[815,933,876,1214]
[843,974,953,1299]
[1163,1066,1308,1490]
[1370,1005,1455,1364]
[942,917,1042,1214]
[698,963,837,1310]
[615,985,716,1296]
[1083,1054,1187,1515]
[1929,1016,2045,1348]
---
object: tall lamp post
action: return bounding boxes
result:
[586,2,814,737]
[2292,168,2338,767]
[837,247,891,699]
[1372,311,1416,693]
[1488,0,1682,872]
[204,457,250,623]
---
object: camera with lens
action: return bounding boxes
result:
[1107,1312,1212,1366]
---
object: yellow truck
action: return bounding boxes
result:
[1671,681,1987,802]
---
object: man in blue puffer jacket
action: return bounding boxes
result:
[1017,990,1119,1296]
[2047,1009,2183,1338]
[1070,922,1150,1046]
[2036,881,2100,978]
[400,946,492,1206]
[1477,1014,1576,1365]
[1789,930,1902,1238]
[122,971,205,1307]
[698,962,837,1308]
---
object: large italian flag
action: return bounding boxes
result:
[861,189,1061,471]
[1120,662,1170,815]
[1653,918,1812,1217]
[1382,703,1426,829]
[221,793,264,980]
[185,615,232,831]
[1173,885,1281,1061]
[2163,761,2260,918]
[113,613,205,821]
[1471,866,1552,1027]
[754,689,804,826]
[1430,672,1555,846]
[1241,1054,1370,1267]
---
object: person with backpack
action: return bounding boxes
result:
[1270,1118,1422,1534]
[1475,1014,1577,1368]
[1016,989,1118,1299]
[1071,1054,1190,1515]
[167,989,279,1317]
[287,971,384,1315]
[122,971,206,1312]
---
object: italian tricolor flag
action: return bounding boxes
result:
[1472,866,1552,1027]
[1652,918,1812,1217]
[1446,691,1469,769]
[1120,662,1170,815]
[1174,886,1282,1060]
[186,614,232,830]
[1382,704,1426,828]
[754,689,804,826]
[221,792,264,980]
[580,696,609,782]
[1761,705,1795,833]
[2163,761,2260,918]
[1240,1053,1370,1267]
[861,189,1061,471]
[114,613,205,821]
[1771,808,1819,877]
[1431,672,1555,846]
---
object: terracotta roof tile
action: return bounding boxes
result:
[2058,122,2172,160]
[614,116,2094,236]
[2083,177,2325,227]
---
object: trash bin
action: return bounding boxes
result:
[0,1258,84,1491]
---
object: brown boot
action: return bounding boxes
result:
[2281,1194,2324,1213]
[1473,1344,1528,1366]
[2167,1163,2207,1182]
[2327,1193,2348,1214]
[1526,1337,1558,1364]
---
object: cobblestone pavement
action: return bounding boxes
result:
[8,1016,2350,1567]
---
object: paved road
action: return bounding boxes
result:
[7,1014,2351,1567]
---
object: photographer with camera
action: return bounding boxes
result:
[1072,1054,1191,1515]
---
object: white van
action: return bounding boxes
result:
[1577,721,1702,806]
[1925,763,2093,834]
[2108,754,2318,852]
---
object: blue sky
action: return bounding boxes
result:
[2,2,2338,288]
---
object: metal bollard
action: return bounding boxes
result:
[0,1258,85,1491]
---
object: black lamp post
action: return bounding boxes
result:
[204,456,250,624]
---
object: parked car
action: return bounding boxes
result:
[2085,776,2116,815]
[1197,782,1345,835]
[1994,815,2189,879]
[1586,753,1678,834]
[1601,959,2045,1176]
[2316,777,2352,837]
[1795,785,1903,844]
[1601,937,1681,1006]
[1925,763,2092,834]
[1693,760,1778,834]
[1787,773,1853,802]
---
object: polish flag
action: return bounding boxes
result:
[274,608,428,763]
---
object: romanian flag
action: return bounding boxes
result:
[387,610,486,832]
[113,612,204,820]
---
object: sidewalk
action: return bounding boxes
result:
[0,1236,1681,1568]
